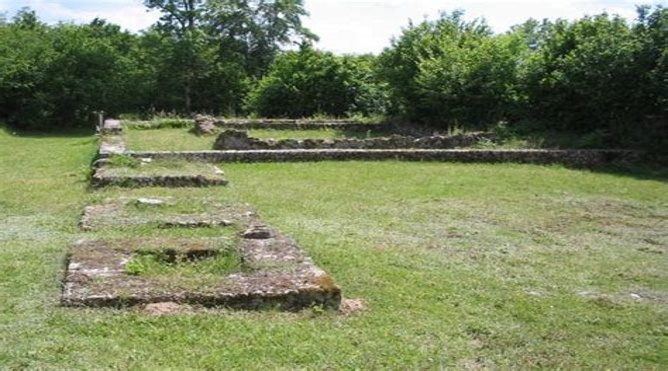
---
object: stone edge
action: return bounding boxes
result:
[114,148,642,169]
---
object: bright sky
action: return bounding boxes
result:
[0,0,659,54]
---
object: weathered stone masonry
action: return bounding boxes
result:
[99,118,643,169]
[122,148,642,169]
[213,129,494,150]
[66,119,343,311]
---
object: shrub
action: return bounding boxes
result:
[245,45,387,118]
[521,6,667,148]
[379,11,523,130]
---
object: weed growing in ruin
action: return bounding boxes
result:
[107,154,140,168]
[124,248,243,278]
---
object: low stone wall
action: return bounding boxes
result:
[100,118,646,168]
[125,148,642,169]
[90,173,229,188]
[90,160,228,188]
[211,117,387,131]
[201,117,441,137]
[213,129,494,150]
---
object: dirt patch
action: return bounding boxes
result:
[338,298,368,316]
[143,302,193,316]
[577,289,668,306]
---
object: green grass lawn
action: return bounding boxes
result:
[1,127,666,368]
[124,128,214,151]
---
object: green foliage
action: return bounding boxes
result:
[343,55,391,116]
[246,45,388,118]
[0,15,139,129]
[416,32,524,129]
[379,7,666,149]
[107,154,141,168]
[124,255,148,275]
[379,11,521,129]
[521,7,667,148]
[523,15,636,132]
[143,0,316,114]
[0,2,315,129]
[204,0,317,77]
[1,5,665,150]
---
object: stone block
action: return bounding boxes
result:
[101,119,123,135]
[90,160,228,188]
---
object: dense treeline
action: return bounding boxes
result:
[379,8,666,147]
[0,0,317,128]
[0,3,665,149]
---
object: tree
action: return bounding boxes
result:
[0,10,140,129]
[245,45,352,117]
[633,5,667,118]
[143,0,315,114]
[0,11,53,127]
[379,11,520,130]
[522,14,644,137]
[245,45,387,118]
[144,0,208,112]
[206,0,316,77]
[12,7,41,29]
[342,54,390,116]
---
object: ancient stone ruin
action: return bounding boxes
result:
[63,117,650,314]
[213,129,495,150]
[194,114,217,136]
[91,159,228,189]
[66,201,341,310]
[66,119,342,311]
[96,117,642,169]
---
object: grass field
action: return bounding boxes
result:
[124,128,213,151]
[104,157,222,177]
[0,126,666,368]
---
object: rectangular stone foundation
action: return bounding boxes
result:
[90,162,228,189]
[62,230,341,311]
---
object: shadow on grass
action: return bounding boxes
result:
[1,124,94,139]
[587,164,668,183]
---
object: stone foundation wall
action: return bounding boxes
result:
[90,173,229,188]
[201,118,442,137]
[125,148,642,169]
[100,118,645,168]
[211,118,388,131]
[213,129,495,150]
